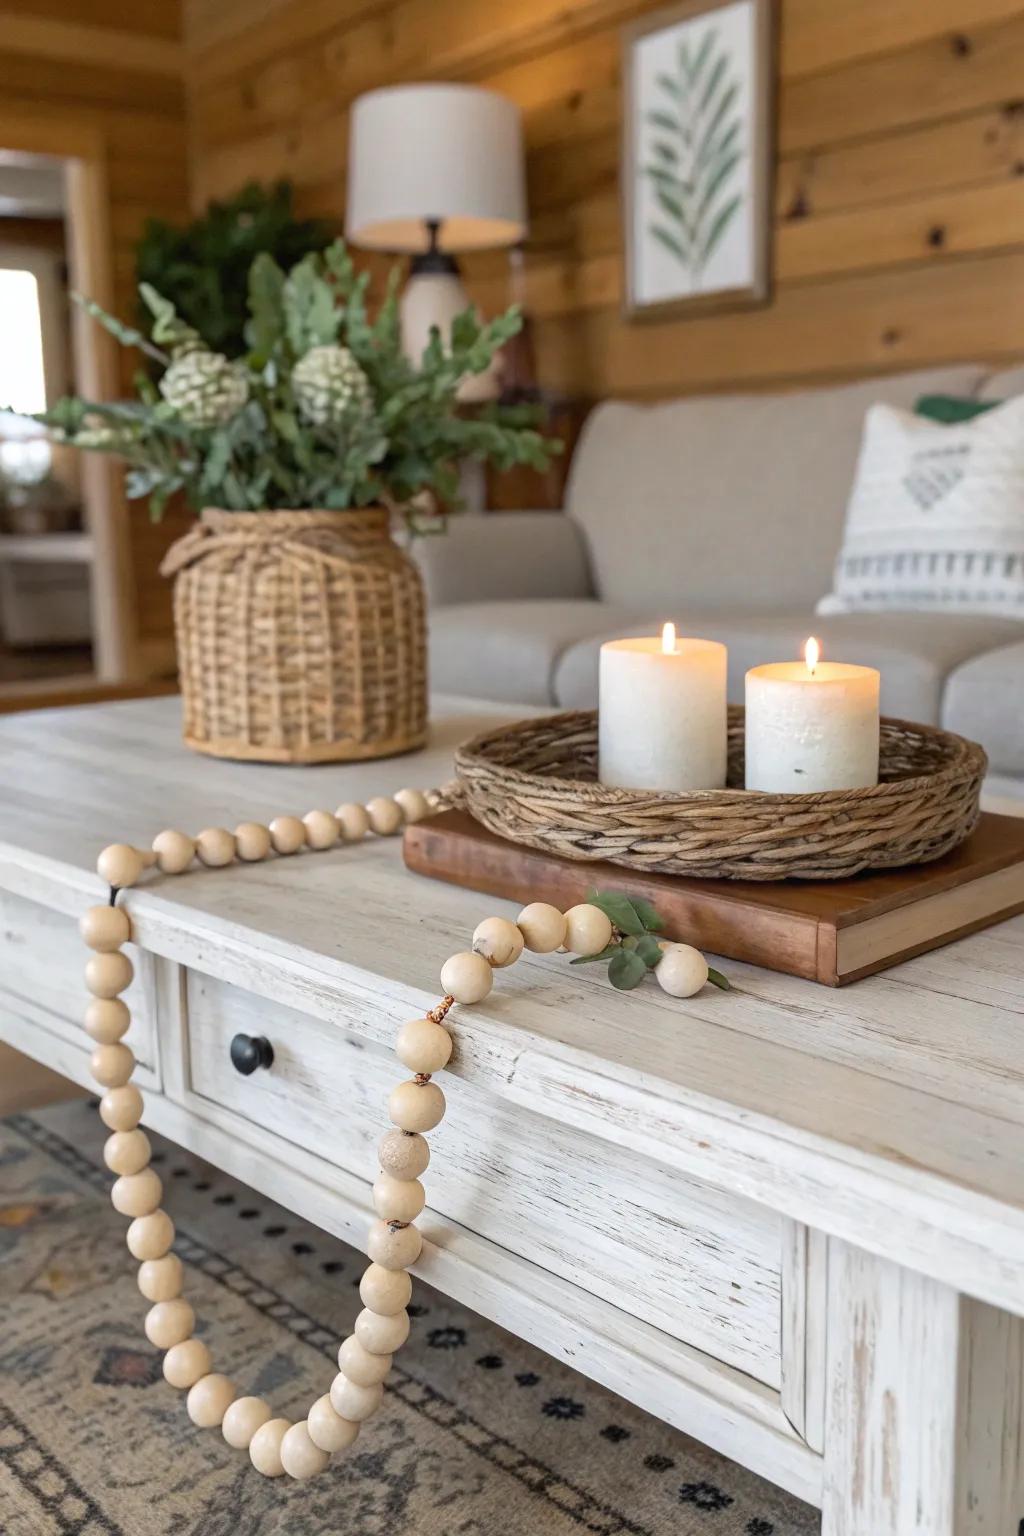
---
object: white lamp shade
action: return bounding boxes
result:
[346,83,527,253]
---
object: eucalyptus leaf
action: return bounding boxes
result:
[635,934,665,968]
[569,944,620,965]
[628,896,664,932]
[608,949,648,990]
[585,889,645,937]
[707,966,732,991]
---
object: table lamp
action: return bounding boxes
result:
[346,83,527,398]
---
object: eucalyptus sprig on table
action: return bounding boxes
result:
[572,889,731,992]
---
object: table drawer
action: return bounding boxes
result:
[181,970,784,1389]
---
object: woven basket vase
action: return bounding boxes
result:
[161,507,427,764]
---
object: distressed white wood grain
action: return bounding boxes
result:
[781,1220,827,1452]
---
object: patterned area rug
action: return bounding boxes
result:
[0,1100,819,1536]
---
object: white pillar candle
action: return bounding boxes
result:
[745,638,880,793]
[598,625,727,791]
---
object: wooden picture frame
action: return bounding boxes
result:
[621,0,775,322]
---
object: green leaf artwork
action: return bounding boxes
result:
[642,23,744,286]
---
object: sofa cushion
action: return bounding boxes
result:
[552,609,1023,723]
[943,639,1024,776]
[566,366,986,614]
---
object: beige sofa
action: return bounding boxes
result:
[417,364,1024,796]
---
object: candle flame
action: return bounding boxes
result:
[805,636,820,675]
[661,621,677,655]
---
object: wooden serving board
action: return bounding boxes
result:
[403,809,1024,985]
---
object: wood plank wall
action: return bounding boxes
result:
[185,0,1024,403]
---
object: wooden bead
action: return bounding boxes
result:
[280,1420,331,1480]
[355,1306,410,1355]
[90,1042,135,1088]
[439,950,493,1004]
[97,844,145,889]
[388,1079,445,1133]
[338,1334,392,1386]
[196,828,236,867]
[516,902,567,953]
[367,1219,422,1270]
[187,1372,235,1428]
[365,796,403,836]
[373,1174,425,1224]
[111,1167,162,1217]
[308,1393,360,1453]
[138,1253,183,1302]
[269,815,306,855]
[163,1336,210,1389]
[234,821,272,861]
[472,915,524,968]
[394,787,430,824]
[395,1017,452,1075]
[104,1128,150,1176]
[126,1209,174,1261]
[330,1373,383,1423]
[144,1297,195,1349]
[655,943,709,998]
[222,1396,272,1450]
[563,903,614,957]
[359,1262,412,1316]
[302,810,339,850]
[80,904,131,952]
[335,801,370,841]
[152,830,195,875]
[85,951,134,999]
[378,1129,430,1179]
[249,1418,291,1477]
[99,1083,143,1131]
[85,997,130,1043]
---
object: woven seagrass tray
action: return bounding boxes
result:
[451,707,987,881]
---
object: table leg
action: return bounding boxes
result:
[821,1238,1024,1535]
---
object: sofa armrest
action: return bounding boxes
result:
[411,512,593,607]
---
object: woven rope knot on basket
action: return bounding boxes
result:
[452,708,987,880]
[161,507,427,763]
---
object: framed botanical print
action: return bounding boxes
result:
[622,0,775,321]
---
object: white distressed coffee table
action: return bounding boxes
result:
[1,695,1022,1533]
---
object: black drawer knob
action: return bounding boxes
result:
[230,1033,274,1075]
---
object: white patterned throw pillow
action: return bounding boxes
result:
[818,396,1024,618]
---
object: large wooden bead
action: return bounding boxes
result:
[308,1393,360,1453]
[269,815,306,855]
[280,1420,330,1480]
[126,1209,174,1261]
[373,1174,425,1224]
[378,1129,430,1179]
[394,787,430,824]
[355,1306,410,1356]
[365,796,403,836]
[90,1042,135,1088]
[97,844,145,889]
[196,828,236,867]
[367,1219,422,1270]
[144,1297,195,1349]
[111,1167,162,1217]
[655,943,709,998]
[187,1373,235,1428]
[138,1253,183,1302]
[222,1396,272,1450]
[302,810,339,850]
[563,903,614,957]
[250,1418,291,1477]
[338,1334,392,1387]
[85,951,134,1000]
[335,801,369,841]
[104,1128,150,1176]
[440,950,493,1004]
[388,1079,445,1134]
[99,1083,143,1131]
[395,1018,452,1076]
[85,997,130,1044]
[516,902,567,954]
[152,830,195,875]
[330,1373,383,1423]
[359,1262,412,1316]
[163,1337,210,1389]
[80,904,131,952]
[472,916,524,968]
[234,821,272,861]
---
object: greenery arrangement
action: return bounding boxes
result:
[135,181,333,356]
[33,240,554,525]
[576,890,730,991]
